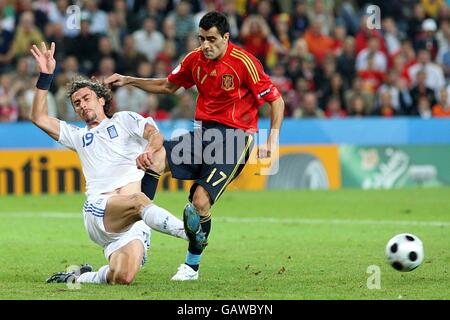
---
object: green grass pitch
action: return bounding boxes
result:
[0,188,449,300]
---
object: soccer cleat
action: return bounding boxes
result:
[183,203,208,250]
[46,264,93,283]
[171,263,199,281]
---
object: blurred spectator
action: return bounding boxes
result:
[336,36,357,89]
[407,2,427,42]
[0,93,18,122]
[357,53,386,93]
[347,94,367,117]
[355,15,387,55]
[82,0,109,35]
[307,0,334,36]
[303,18,335,66]
[252,0,279,34]
[0,23,14,72]
[409,49,445,96]
[93,36,124,74]
[432,87,450,117]
[290,0,309,39]
[332,24,348,56]
[409,69,437,113]
[324,97,347,118]
[16,0,49,32]
[271,13,291,61]
[414,18,439,60]
[140,94,171,120]
[391,52,413,87]
[6,11,44,64]
[320,72,346,111]
[184,33,200,54]
[270,63,293,95]
[9,56,34,89]
[372,91,398,117]
[136,60,153,78]
[289,38,310,61]
[382,17,403,58]
[222,0,244,43]
[115,85,147,113]
[166,0,196,44]
[94,56,116,79]
[55,56,80,121]
[415,96,433,118]
[110,0,128,35]
[356,36,388,72]
[48,0,79,38]
[171,91,196,119]
[45,22,70,67]
[316,55,337,100]
[107,11,127,53]
[436,16,450,53]
[293,92,325,118]
[421,0,444,18]
[0,74,20,122]
[20,74,57,120]
[133,17,164,63]
[345,76,375,114]
[284,77,308,116]
[120,35,149,76]
[194,0,217,27]
[240,14,271,67]
[377,70,413,113]
[0,0,15,32]
[132,0,168,33]
[66,15,99,75]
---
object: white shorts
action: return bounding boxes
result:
[83,195,151,266]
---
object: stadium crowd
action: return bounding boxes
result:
[1,0,450,123]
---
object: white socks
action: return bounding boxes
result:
[141,204,188,241]
[76,265,109,284]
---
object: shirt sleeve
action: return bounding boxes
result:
[118,111,159,139]
[58,121,81,151]
[242,53,281,104]
[167,51,196,89]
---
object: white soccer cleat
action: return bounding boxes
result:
[171,264,199,281]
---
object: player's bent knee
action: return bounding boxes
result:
[129,192,151,213]
[111,271,135,285]
[192,192,211,215]
[109,267,137,285]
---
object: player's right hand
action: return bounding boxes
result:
[30,42,56,74]
[136,151,153,171]
[104,73,128,87]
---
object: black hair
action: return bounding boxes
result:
[199,11,230,36]
[67,76,113,118]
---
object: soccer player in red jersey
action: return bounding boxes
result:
[105,11,285,281]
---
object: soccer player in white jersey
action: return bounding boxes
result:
[30,42,187,285]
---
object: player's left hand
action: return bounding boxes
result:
[257,145,272,159]
[136,151,153,171]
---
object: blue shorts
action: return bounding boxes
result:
[163,122,254,204]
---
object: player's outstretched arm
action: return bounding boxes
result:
[30,42,60,141]
[258,96,285,158]
[105,73,180,95]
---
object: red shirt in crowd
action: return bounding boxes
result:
[167,42,281,132]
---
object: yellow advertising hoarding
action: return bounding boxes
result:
[0,150,84,195]
[0,146,341,195]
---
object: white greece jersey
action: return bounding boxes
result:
[58,111,157,196]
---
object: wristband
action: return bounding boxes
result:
[36,72,54,90]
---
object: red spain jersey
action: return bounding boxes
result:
[167,42,281,132]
